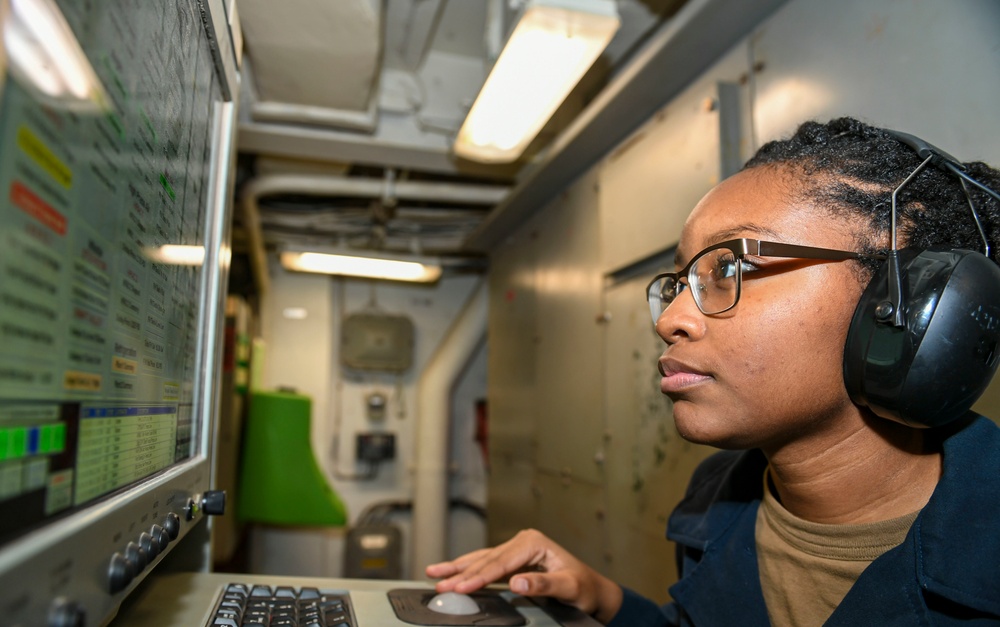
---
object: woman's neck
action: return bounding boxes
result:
[764,417,942,524]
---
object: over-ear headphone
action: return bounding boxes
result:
[843,130,1000,428]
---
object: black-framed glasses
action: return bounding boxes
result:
[645,238,884,323]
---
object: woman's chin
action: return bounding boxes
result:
[672,405,752,450]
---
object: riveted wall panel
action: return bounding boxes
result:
[533,471,610,578]
[598,42,753,274]
[531,169,608,486]
[486,216,543,543]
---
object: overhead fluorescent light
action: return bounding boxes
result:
[280,250,443,283]
[2,0,109,110]
[454,0,619,163]
[145,244,207,266]
[282,307,309,320]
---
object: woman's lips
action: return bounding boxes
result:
[658,358,712,394]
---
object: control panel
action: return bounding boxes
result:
[0,459,224,627]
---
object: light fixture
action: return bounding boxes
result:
[1,0,109,110]
[282,307,309,320]
[453,0,619,163]
[280,250,443,283]
[144,244,207,266]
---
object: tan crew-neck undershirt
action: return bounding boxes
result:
[755,469,919,627]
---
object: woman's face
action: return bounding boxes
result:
[656,166,870,454]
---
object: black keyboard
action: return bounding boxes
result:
[208,583,357,627]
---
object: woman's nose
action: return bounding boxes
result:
[654,288,706,343]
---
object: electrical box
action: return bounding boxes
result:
[356,432,396,463]
[341,312,414,372]
[343,524,403,579]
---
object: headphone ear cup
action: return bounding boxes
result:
[844,248,1000,427]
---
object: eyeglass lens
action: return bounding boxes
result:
[647,248,740,322]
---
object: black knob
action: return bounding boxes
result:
[125,541,148,572]
[48,597,85,627]
[150,524,169,550]
[163,512,180,540]
[108,552,135,593]
[138,531,158,560]
[201,490,227,516]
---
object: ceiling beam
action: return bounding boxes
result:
[238,120,519,181]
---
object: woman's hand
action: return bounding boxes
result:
[424,528,624,624]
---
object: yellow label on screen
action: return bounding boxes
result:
[17,126,72,189]
[112,356,138,375]
[63,370,102,391]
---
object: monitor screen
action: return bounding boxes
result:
[0,0,221,545]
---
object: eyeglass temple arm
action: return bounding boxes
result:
[755,241,871,261]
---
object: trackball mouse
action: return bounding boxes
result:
[426,591,480,615]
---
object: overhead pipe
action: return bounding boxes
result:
[251,100,379,134]
[244,172,509,204]
[238,173,509,295]
[411,279,489,578]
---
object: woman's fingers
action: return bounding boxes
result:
[424,548,492,578]
[512,567,623,622]
[510,571,580,603]
[426,529,554,593]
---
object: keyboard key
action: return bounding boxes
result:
[250,585,273,597]
[243,611,267,622]
[227,584,250,596]
[220,601,243,614]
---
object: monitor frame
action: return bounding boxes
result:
[0,0,240,624]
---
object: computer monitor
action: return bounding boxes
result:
[0,0,239,624]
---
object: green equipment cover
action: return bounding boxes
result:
[238,391,347,526]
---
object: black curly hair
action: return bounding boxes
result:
[743,117,1000,278]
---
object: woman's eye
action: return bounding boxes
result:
[716,259,740,278]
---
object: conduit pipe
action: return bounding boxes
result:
[411,279,489,578]
[239,173,509,295]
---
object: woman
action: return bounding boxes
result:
[425,117,1000,626]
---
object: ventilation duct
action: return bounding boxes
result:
[236,0,382,130]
